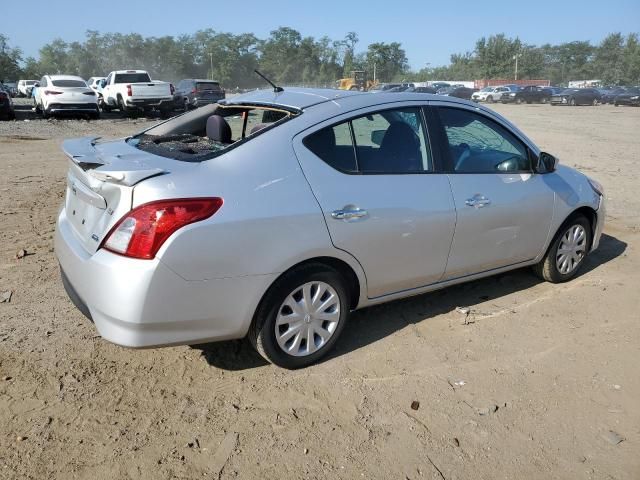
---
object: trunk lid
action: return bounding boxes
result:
[130,82,171,99]
[62,136,170,254]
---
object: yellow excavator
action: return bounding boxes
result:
[336,70,378,91]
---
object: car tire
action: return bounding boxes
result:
[533,214,591,283]
[516,97,523,104]
[592,99,598,106]
[487,95,494,103]
[118,95,132,116]
[614,101,619,107]
[541,97,548,104]
[248,263,350,369]
[570,98,576,106]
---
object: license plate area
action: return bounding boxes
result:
[65,173,107,245]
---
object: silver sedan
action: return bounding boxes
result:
[55,88,605,368]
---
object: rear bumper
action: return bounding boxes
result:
[55,208,276,348]
[47,103,99,113]
[125,98,174,109]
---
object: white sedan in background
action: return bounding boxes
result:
[472,86,509,103]
[34,75,100,119]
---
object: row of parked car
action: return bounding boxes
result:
[365,81,640,107]
[472,84,640,106]
[0,71,227,120]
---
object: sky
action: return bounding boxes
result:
[5,0,639,69]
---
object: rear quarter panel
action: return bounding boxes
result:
[133,122,367,293]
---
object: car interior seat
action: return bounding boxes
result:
[206,115,232,144]
[376,122,422,172]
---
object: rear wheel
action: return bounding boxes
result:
[249,263,350,369]
[592,98,598,106]
[118,95,132,117]
[487,95,494,103]
[533,215,591,283]
[516,97,524,104]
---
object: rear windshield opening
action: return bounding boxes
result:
[52,80,87,88]
[129,104,297,162]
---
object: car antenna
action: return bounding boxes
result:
[254,70,284,93]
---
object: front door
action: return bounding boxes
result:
[293,105,456,298]
[432,105,555,279]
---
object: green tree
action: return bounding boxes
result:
[0,34,23,81]
[365,42,408,82]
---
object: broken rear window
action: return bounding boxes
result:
[128,104,297,162]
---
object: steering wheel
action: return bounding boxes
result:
[455,143,471,171]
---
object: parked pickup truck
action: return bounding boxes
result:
[99,70,174,117]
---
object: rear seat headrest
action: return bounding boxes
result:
[206,115,232,144]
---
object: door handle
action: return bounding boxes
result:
[331,208,368,221]
[465,196,491,208]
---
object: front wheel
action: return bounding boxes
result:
[570,98,577,106]
[487,96,494,103]
[592,98,598,106]
[533,215,591,283]
[249,264,350,369]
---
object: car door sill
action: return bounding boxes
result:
[361,259,536,308]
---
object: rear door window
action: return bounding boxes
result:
[304,107,432,174]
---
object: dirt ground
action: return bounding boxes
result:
[1,99,638,480]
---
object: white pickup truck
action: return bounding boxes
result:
[99,70,174,116]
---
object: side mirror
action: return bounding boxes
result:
[34,82,40,88]
[371,129,385,146]
[536,152,559,173]
[100,80,107,88]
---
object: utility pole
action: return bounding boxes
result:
[373,63,376,83]
[513,53,523,80]
[209,53,213,80]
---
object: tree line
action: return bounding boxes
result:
[1,29,639,87]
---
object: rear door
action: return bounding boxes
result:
[430,103,554,279]
[293,104,456,298]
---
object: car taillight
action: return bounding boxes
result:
[170,83,175,95]
[126,84,132,96]
[45,90,63,95]
[102,198,223,259]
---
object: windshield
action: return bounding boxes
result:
[114,73,151,83]
[480,87,493,92]
[52,79,87,88]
